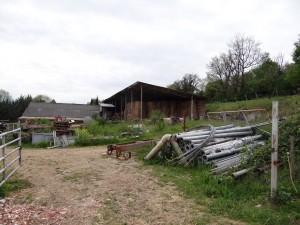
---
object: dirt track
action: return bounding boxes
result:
[1,147,243,225]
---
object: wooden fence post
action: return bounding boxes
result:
[289,136,296,179]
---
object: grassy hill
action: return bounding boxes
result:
[206,95,300,117]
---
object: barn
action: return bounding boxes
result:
[103,81,205,120]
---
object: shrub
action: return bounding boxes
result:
[87,120,102,136]
[0,179,32,198]
[148,109,166,131]
[75,128,91,140]
[21,132,31,144]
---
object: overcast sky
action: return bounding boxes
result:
[0,0,299,104]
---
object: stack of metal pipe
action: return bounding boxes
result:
[145,122,270,174]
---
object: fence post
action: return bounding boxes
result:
[18,128,22,166]
[289,136,296,179]
[271,101,279,198]
[1,135,5,181]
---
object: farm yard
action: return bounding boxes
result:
[1,2,300,224]
[0,96,300,224]
[0,147,244,225]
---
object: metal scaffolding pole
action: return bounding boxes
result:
[271,101,279,197]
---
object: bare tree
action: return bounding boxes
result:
[0,89,12,102]
[273,53,286,71]
[206,53,235,96]
[228,34,264,90]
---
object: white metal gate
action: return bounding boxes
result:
[0,128,22,187]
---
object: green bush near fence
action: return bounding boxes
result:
[0,179,32,198]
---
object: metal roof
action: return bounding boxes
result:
[99,103,115,108]
[104,81,205,102]
[20,102,99,120]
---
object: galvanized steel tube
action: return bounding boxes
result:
[144,134,171,160]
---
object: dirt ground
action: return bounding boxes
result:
[1,147,244,225]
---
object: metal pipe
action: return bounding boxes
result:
[182,124,235,133]
[191,138,235,150]
[169,137,183,156]
[144,134,171,160]
[176,126,252,139]
[213,157,241,168]
[207,154,240,165]
[200,135,262,155]
[180,125,216,166]
[181,131,253,141]
[202,147,243,162]
[214,155,243,167]
[212,161,241,174]
[169,137,187,164]
[232,167,254,179]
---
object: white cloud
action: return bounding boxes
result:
[0,0,299,103]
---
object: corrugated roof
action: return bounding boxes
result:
[104,81,205,102]
[20,102,99,119]
[99,103,115,108]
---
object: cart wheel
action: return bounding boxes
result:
[123,152,131,160]
[116,150,122,158]
[107,149,113,155]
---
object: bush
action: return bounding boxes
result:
[21,132,31,144]
[0,179,32,198]
[75,128,91,140]
[148,109,166,131]
[87,120,102,136]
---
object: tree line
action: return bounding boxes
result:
[168,34,300,102]
[0,91,32,122]
[0,91,55,122]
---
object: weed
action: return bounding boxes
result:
[62,172,94,183]
[24,192,34,204]
[101,196,119,222]
[0,178,33,198]
[91,215,102,225]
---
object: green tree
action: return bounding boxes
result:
[203,80,224,102]
[285,36,300,88]
[244,56,287,97]
[0,94,32,121]
[90,96,99,105]
[206,53,235,99]
[33,94,54,103]
[168,73,203,95]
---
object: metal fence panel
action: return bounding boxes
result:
[0,128,22,187]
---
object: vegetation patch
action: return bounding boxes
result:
[62,172,94,182]
[135,112,300,224]
[0,179,33,198]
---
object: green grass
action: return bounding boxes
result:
[0,178,33,198]
[72,119,224,147]
[206,95,300,117]
[135,147,300,225]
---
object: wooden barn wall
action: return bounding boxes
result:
[124,99,205,120]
